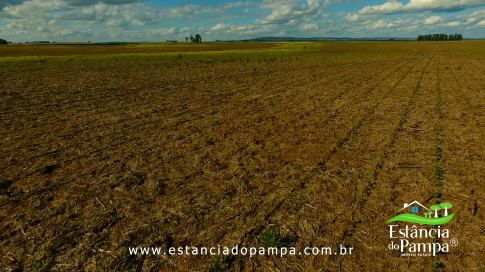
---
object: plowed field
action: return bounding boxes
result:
[1,41,484,271]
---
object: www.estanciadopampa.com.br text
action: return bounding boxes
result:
[128,245,354,258]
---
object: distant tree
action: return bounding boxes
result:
[194,33,202,43]
[187,34,202,43]
[185,36,188,43]
[0,38,8,45]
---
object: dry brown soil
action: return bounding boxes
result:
[0,41,484,271]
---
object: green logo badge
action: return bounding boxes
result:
[387,201,454,225]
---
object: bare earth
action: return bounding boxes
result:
[0,41,484,271]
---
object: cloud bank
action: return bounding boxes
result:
[1,0,485,41]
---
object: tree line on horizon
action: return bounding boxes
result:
[0,38,8,44]
[417,33,463,41]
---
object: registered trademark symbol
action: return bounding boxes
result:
[450,238,458,247]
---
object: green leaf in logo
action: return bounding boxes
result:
[386,213,454,225]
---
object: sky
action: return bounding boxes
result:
[1,0,485,42]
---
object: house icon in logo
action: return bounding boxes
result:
[397,201,431,215]
[387,200,454,225]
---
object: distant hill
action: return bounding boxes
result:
[225,36,415,42]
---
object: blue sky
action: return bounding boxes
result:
[1,0,485,42]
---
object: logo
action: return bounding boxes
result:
[386,201,457,257]
[387,200,454,225]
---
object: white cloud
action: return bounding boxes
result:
[257,0,330,25]
[0,0,24,9]
[344,13,363,21]
[359,0,404,15]
[60,0,142,6]
[2,0,61,18]
[206,23,258,36]
[424,16,443,25]
[147,27,175,35]
[0,0,255,41]
[169,1,249,18]
[407,24,419,31]
[300,23,318,30]
[445,21,461,26]
[211,23,230,31]
[367,19,395,29]
[473,10,485,16]
[350,0,485,16]
[231,25,255,31]
[2,0,485,41]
